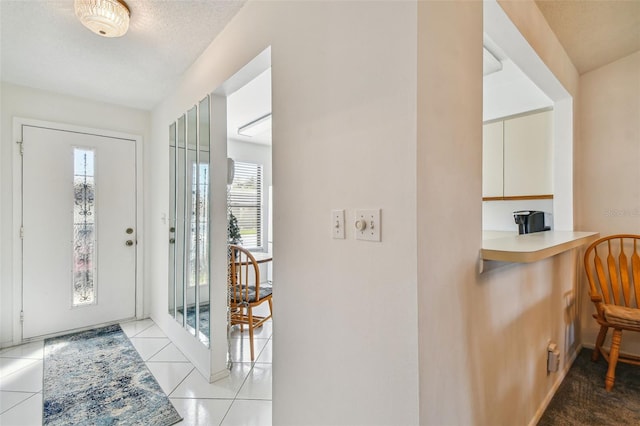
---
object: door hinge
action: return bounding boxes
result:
[16,141,23,156]
[20,226,24,239]
[20,311,24,323]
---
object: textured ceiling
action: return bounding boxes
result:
[535,0,640,74]
[0,0,246,110]
[3,1,636,111]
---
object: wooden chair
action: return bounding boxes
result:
[229,244,273,361]
[583,234,640,391]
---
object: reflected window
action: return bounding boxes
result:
[228,161,263,249]
[189,162,209,287]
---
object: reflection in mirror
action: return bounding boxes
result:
[169,96,211,347]
[168,122,176,319]
[197,96,211,346]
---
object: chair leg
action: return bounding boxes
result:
[248,307,255,362]
[593,325,608,361]
[605,329,622,391]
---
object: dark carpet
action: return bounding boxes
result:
[538,349,640,425]
[43,324,182,426]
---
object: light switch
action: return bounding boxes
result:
[332,209,345,239]
[354,209,381,242]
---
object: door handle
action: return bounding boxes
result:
[125,240,134,246]
[126,228,134,234]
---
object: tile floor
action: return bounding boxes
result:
[0,315,272,426]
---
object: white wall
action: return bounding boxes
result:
[148,0,592,424]
[0,82,150,347]
[483,199,554,231]
[416,1,584,424]
[150,2,419,424]
[577,51,640,354]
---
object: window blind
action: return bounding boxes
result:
[229,161,263,248]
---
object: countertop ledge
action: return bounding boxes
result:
[481,231,600,263]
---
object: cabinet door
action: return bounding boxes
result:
[503,110,552,197]
[483,121,504,198]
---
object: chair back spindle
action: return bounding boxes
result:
[583,234,640,391]
[228,244,272,362]
[588,235,640,309]
[633,239,640,307]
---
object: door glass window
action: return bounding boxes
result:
[73,148,97,306]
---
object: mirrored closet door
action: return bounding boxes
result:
[169,95,211,347]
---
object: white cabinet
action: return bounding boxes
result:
[503,110,553,196]
[483,110,553,199]
[482,121,503,198]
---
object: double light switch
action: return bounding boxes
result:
[354,209,381,241]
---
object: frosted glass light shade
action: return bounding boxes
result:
[75,0,130,38]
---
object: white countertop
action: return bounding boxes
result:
[481,230,600,263]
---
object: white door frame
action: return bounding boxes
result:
[12,117,144,344]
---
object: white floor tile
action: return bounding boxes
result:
[171,398,233,426]
[0,392,42,426]
[0,318,275,426]
[148,343,190,363]
[229,321,272,340]
[222,399,272,426]
[145,362,194,395]
[255,340,272,364]
[0,391,35,415]
[0,360,42,393]
[0,341,44,360]
[235,363,272,400]
[0,358,39,378]
[229,338,268,364]
[119,319,155,337]
[129,337,170,361]
[170,363,252,399]
[135,324,168,338]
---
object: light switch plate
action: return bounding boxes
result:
[354,209,381,242]
[332,209,345,239]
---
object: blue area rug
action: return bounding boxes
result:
[180,304,210,338]
[43,324,182,426]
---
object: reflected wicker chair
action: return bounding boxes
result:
[229,244,273,361]
[584,234,640,391]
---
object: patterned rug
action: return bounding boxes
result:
[43,324,182,426]
[180,303,210,338]
[538,348,640,425]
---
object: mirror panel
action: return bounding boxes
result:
[169,97,211,347]
[197,96,211,346]
[186,106,197,337]
[169,123,176,318]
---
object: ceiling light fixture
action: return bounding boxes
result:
[238,113,272,137]
[74,0,130,38]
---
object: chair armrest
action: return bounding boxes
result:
[590,293,605,319]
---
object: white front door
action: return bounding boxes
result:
[21,125,137,339]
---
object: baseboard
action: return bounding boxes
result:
[527,344,582,426]
[210,367,231,383]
